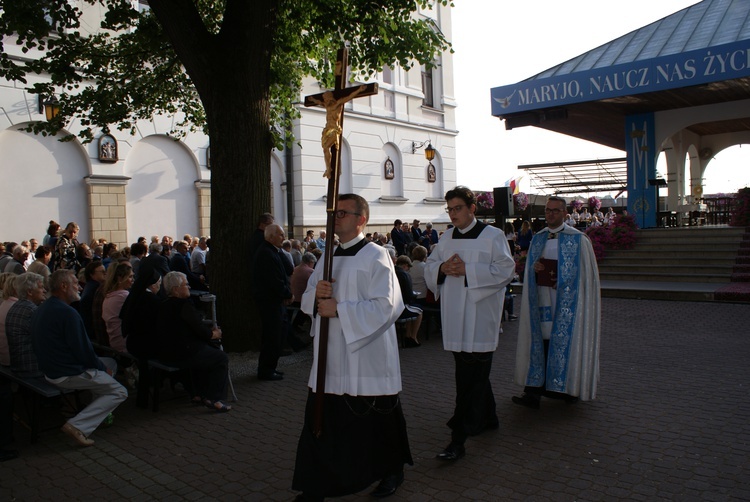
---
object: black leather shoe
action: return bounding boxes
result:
[294,494,323,502]
[404,338,421,348]
[436,443,465,461]
[512,394,540,410]
[508,314,518,321]
[257,372,283,381]
[0,449,19,462]
[370,471,404,498]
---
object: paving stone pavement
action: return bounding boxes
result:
[1,298,749,501]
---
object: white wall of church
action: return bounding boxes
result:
[0,124,91,243]
[124,135,202,243]
[1,2,456,243]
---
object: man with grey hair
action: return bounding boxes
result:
[137,241,169,282]
[189,236,209,276]
[6,273,46,377]
[290,239,303,267]
[4,245,29,274]
[31,269,127,447]
[252,223,292,380]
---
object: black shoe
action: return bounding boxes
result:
[0,449,18,462]
[565,396,579,405]
[512,394,540,410]
[404,338,421,348]
[258,372,283,381]
[294,494,324,502]
[436,442,465,461]
[280,348,294,357]
[508,314,518,321]
[371,471,404,498]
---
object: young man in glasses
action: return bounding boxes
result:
[425,186,516,462]
[513,196,601,410]
[293,193,412,500]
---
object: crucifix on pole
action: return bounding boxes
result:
[303,47,378,437]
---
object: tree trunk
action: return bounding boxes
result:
[150,0,278,351]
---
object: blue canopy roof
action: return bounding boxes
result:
[491,0,750,150]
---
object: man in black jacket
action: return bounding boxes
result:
[390,219,406,256]
[252,224,293,381]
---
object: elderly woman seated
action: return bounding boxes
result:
[155,272,231,412]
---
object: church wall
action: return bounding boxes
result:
[1,4,456,245]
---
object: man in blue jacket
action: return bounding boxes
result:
[31,269,128,447]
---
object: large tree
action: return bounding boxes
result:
[0,0,451,350]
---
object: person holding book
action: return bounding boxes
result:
[513,196,601,410]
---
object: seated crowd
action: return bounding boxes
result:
[0,212,471,455]
[0,223,232,456]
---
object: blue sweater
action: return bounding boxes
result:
[31,296,105,379]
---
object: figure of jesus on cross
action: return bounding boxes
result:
[304,50,377,179]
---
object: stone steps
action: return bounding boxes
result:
[595,226,750,301]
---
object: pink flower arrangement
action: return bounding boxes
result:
[585,214,638,261]
[570,198,583,211]
[476,191,494,210]
[513,192,529,212]
[588,196,601,210]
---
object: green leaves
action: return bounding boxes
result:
[2,0,451,144]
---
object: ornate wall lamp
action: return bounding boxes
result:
[37,95,61,121]
[412,140,436,161]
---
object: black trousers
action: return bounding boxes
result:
[257,300,285,377]
[448,351,498,445]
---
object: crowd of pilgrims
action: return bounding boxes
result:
[1,207,619,407]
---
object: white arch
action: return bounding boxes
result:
[0,123,90,242]
[124,135,200,242]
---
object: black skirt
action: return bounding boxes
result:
[292,390,413,497]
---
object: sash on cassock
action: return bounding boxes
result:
[525,231,581,392]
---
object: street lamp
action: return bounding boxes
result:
[37,95,61,121]
[412,140,436,160]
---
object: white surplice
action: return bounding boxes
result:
[301,235,404,396]
[424,221,516,352]
[515,225,601,400]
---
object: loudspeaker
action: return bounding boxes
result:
[493,187,514,218]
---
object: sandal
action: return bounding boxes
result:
[191,396,204,405]
[205,400,232,413]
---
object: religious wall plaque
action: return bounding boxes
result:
[98,134,118,162]
[384,157,395,180]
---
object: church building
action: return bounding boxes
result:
[0,2,455,245]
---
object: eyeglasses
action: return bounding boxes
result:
[334,210,361,219]
[445,204,466,214]
[545,208,563,214]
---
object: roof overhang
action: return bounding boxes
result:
[491,39,750,150]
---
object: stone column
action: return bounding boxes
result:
[84,175,130,248]
[195,180,211,237]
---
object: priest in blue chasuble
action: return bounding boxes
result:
[513,196,601,410]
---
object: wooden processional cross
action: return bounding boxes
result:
[303,47,378,437]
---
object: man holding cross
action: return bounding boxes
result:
[292,194,412,500]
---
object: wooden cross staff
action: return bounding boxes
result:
[303,47,378,437]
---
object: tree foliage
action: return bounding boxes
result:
[1,0,451,145]
[0,0,452,350]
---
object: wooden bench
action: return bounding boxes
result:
[0,366,79,443]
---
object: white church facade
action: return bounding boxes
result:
[0,3,456,246]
